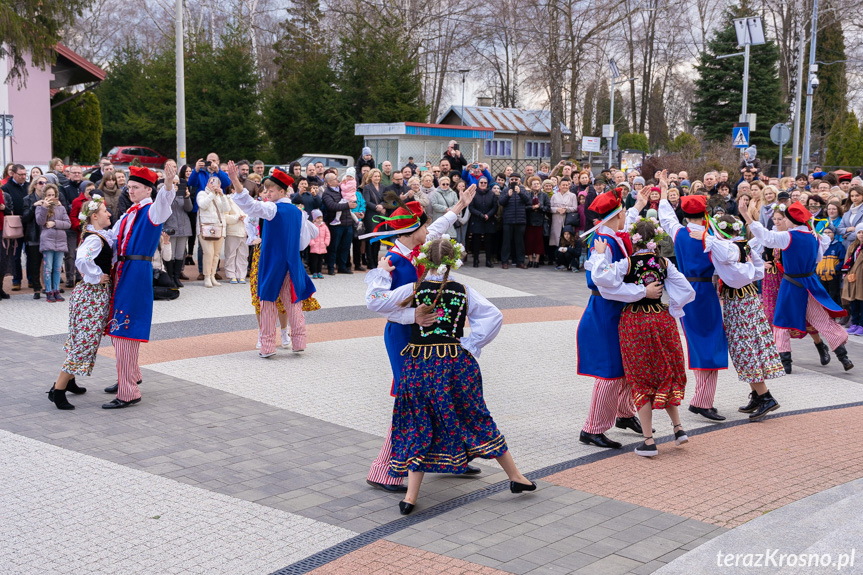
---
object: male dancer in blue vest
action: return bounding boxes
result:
[102,164,176,409]
[363,186,479,491]
[658,182,729,421]
[228,162,316,357]
[578,187,659,448]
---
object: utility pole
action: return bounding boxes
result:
[175,0,186,166]
[458,69,469,126]
[801,0,819,175]
[791,26,805,175]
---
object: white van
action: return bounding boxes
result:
[289,154,355,178]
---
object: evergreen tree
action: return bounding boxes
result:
[648,78,668,150]
[668,132,701,159]
[51,91,102,163]
[811,2,848,163]
[273,0,326,77]
[824,112,845,167]
[692,3,784,155]
[619,132,649,153]
[582,81,596,136]
[833,111,863,168]
[595,81,629,137]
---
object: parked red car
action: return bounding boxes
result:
[106,146,169,168]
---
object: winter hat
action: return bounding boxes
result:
[633,176,645,186]
[362,147,372,157]
[343,167,356,180]
[680,179,691,188]
[745,145,757,158]
[646,209,658,219]
[311,209,323,220]
[855,223,863,233]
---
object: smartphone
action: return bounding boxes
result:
[453,143,460,151]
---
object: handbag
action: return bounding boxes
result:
[199,196,223,241]
[564,211,580,227]
[3,215,23,240]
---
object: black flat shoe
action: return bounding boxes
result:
[510,480,537,494]
[738,390,761,413]
[104,380,141,394]
[749,392,779,421]
[688,405,726,421]
[615,416,643,434]
[399,500,415,515]
[815,341,831,366]
[51,388,75,410]
[366,479,408,493]
[102,398,141,409]
[579,430,622,449]
[463,465,481,475]
[634,440,658,457]
[66,378,87,395]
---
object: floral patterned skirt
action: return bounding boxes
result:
[762,269,810,338]
[62,282,112,376]
[723,294,785,384]
[249,245,285,314]
[389,348,507,477]
[620,307,687,410]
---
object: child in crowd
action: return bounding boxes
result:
[35,183,71,302]
[331,168,365,225]
[589,218,695,457]
[842,223,863,334]
[555,226,581,271]
[308,209,330,279]
[817,226,846,308]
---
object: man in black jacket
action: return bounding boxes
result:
[291,179,322,219]
[1,164,28,289]
[383,171,408,199]
[321,173,356,275]
[499,173,530,269]
[443,140,467,175]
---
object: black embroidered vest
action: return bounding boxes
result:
[720,239,758,300]
[404,280,468,357]
[83,231,113,275]
[622,252,667,312]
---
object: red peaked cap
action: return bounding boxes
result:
[265,168,295,190]
[589,187,625,219]
[374,200,428,232]
[786,201,812,226]
[129,166,158,187]
[680,195,707,217]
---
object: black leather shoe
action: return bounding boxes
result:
[738,390,761,413]
[101,398,141,409]
[66,378,87,395]
[779,351,792,374]
[51,387,75,410]
[104,380,141,394]
[337,269,354,274]
[473,260,479,268]
[579,431,622,449]
[399,500,415,515]
[462,465,481,475]
[749,392,779,420]
[366,479,407,493]
[615,416,643,434]
[688,405,726,421]
[835,344,854,371]
[510,480,537,493]
[815,341,831,366]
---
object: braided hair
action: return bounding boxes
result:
[398,238,456,309]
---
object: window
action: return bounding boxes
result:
[525,141,551,159]
[327,157,349,168]
[484,139,512,158]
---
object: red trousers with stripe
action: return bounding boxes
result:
[367,424,403,486]
[112,337,142,402]
[582,378,636,434]
[689,370,718,409]
[774,294,848,352]
[260,275,306,355]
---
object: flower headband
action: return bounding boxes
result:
[78,194,104,222]
[628,217,669,251]
[416,235,464,275]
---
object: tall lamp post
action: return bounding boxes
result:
[175,0,186,165]
[606,58,636,169]
[458,69,470,126]
[801,0,820,175]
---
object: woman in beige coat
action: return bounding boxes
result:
[197,177,230,287]
[549,178,578,247]
[223,195,249,283]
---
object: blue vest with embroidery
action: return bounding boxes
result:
[577,232,627,379]
[774,230,845,331]
[257,202,315,303]
[672,228,728,370]
[107,204,162,342]
[384,249,420,396]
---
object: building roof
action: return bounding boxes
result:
[50,44,106,90]
[355,122,494,140]
[437,106,571,136]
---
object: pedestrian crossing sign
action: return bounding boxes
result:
[733,125,749,148]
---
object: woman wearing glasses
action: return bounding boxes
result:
[428,176,459,237]
[21,176,52,299]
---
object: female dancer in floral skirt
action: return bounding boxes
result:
[588,218,695,457]
[46,196,115,409]
[365,237,536,514]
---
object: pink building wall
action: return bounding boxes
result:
[5,55,54,167]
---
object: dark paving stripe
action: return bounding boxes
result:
[270,399,863,575]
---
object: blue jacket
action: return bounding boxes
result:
[460,168,493,188]
[187,169,232,212]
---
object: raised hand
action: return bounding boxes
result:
[226,160,243,192]
[163,162,177,191]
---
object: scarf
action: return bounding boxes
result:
[616,231,633,255]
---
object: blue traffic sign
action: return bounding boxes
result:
[733,125,749,148]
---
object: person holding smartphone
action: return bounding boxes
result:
[444,140,467,174]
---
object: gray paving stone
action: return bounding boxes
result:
[616,535,682,563]
[499,557,542,575]
[579,537,633,559]
[479,535,548,563]
[572,554,642,575]
[612,524,663,544]
[629,559,668,575]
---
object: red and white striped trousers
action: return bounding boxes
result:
[690,370,718,409]
[774,294,848,352]
[260,275,306,355]
[582,378,636,434]
[367,424,403,486]
[112,337,142,402]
